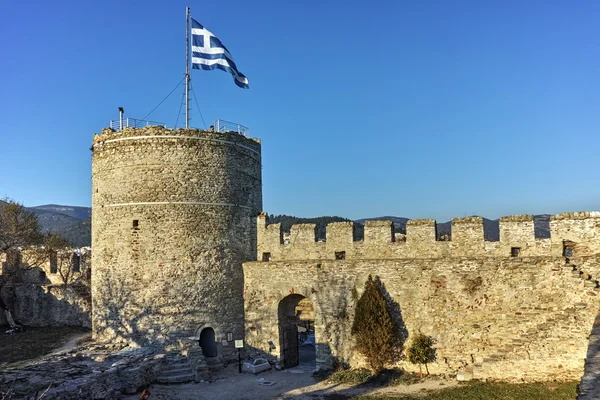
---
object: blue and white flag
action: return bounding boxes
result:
[191,19,249,89]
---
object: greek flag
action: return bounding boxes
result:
[191,19,249,89]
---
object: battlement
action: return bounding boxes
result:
[499,214,533,222]
[257,211,600,261]
[551,211,600,220]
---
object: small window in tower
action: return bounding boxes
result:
[563,244,574,257]
[72,253,81,272]
[132,220,139,229]
[262,252,271,262]
[511,247,520,257]
[335,251,346,260]
[50,251,58,274]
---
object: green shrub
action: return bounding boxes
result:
[351,275,402,374]
[406,333,436,376]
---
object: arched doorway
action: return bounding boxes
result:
[278,294,316,368]
[199,327,218,357]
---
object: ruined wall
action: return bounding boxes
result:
[245,212,600,381]
[0,250,92,327]
[0,249,91,286]
[0,284,91,327]
[92,126,262,348]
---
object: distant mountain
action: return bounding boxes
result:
[354,216,410,234]
[29,204,91,221]
[27,204,92,247]
[58,217,91,248]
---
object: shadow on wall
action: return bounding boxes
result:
[0,284,91,328]
[94,268,224,348]
[374,275,409,346]
[578,310,600,399]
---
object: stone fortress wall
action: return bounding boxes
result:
[244,212,600,381]
[91,126,262,350]
[256,212,600,261]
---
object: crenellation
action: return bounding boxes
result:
[551,211,600,220]
[325,222,354,245]
[499,214,535,257]
[289,223,317,245]
[255,212,600,261]
[406,219,437,243]
[325,222,354,260]
[364,220,394,243]
[451,217,485,256]
[499,214,533,222]
[550,213,600,257]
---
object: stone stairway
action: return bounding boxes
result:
[155,356,195,384]
[565,262,600,291]
[205,356,224,372]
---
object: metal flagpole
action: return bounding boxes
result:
[185,7,190,129]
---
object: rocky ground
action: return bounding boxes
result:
[0,338,457,400]
[123,362,457,400]
[0,343,165,399]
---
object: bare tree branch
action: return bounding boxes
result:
[0,199,42,253]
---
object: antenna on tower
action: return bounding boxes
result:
[185,7,190,129]
[118,107,124,131]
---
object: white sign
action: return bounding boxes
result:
[235,340,244,349]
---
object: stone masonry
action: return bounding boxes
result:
[87,123,600,385]
[244,212,600,381]
[91,126,262,350]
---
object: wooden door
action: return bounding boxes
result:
[282,316,299,368]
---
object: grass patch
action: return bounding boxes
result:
[328,368,373,385]
[355,381,579,400]
[317,368,423,387]
[388,372,422,386]
[0,326,91,365]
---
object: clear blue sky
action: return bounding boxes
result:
[1,0,599,221]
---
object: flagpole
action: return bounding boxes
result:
[185,7,190,129]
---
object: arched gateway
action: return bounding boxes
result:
[278,294,316,368]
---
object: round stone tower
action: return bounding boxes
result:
[91,126,262,349]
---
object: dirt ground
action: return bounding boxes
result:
[124,363,457,400]
[0,326,91,366]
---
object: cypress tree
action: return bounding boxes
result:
[351,275,401,374]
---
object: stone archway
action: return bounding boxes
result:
[199,327,218,357]
[278,294,315,369]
